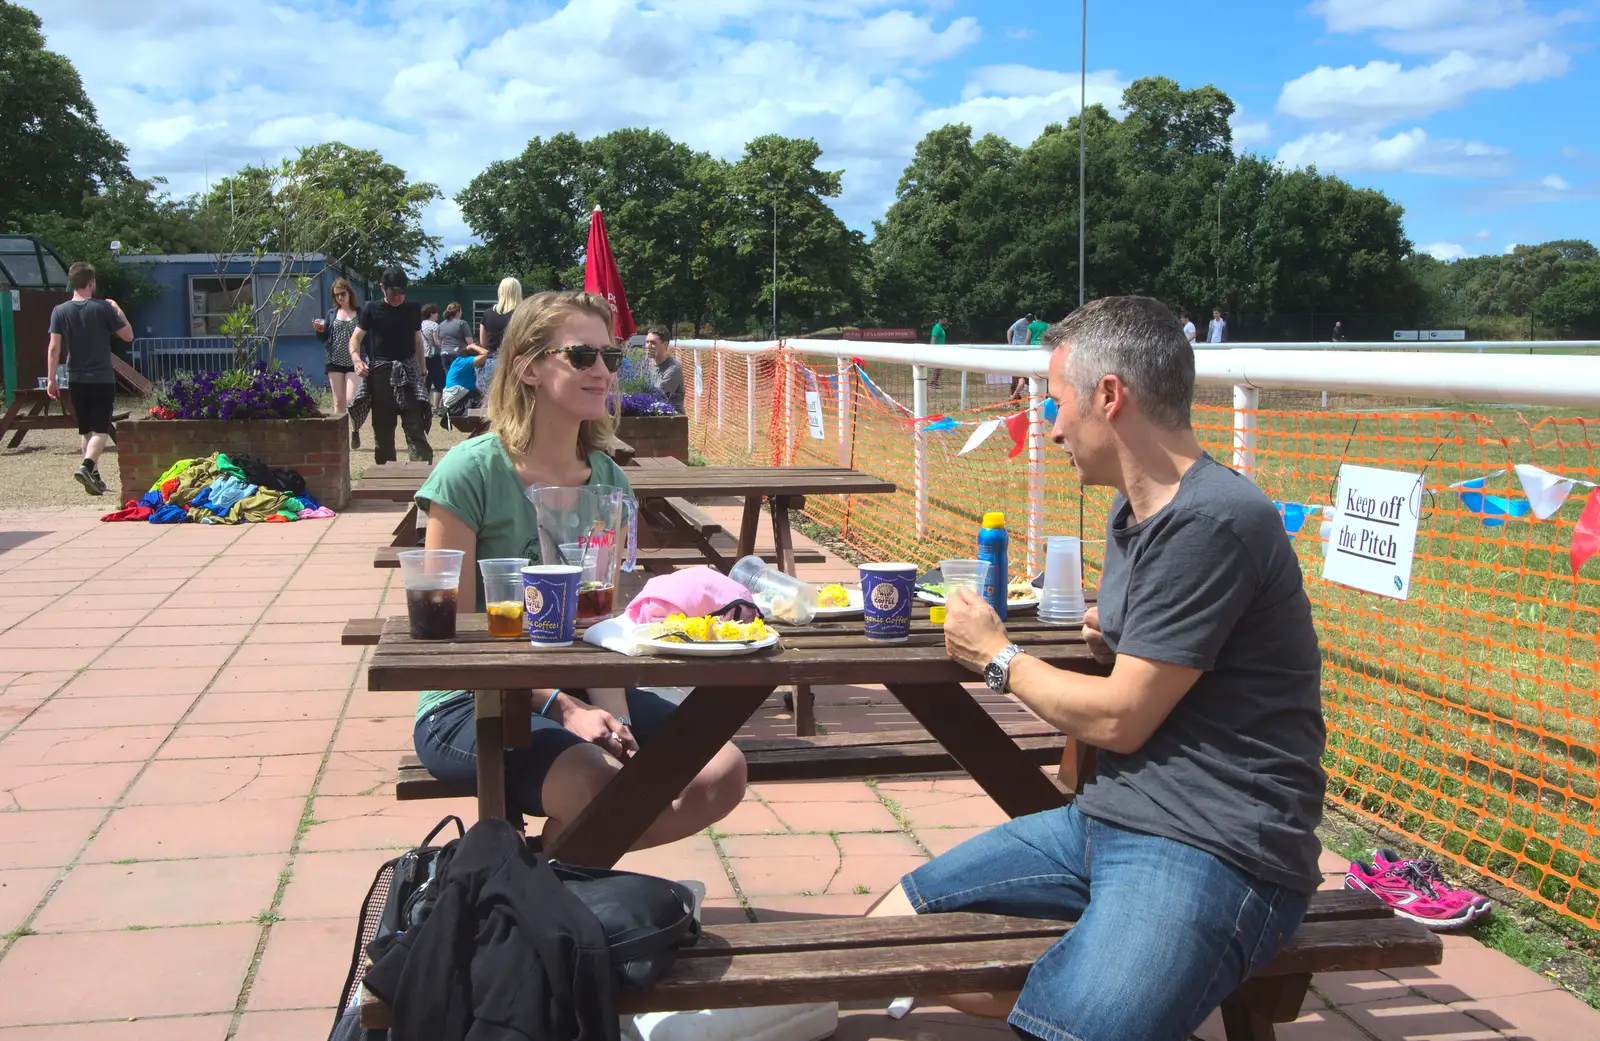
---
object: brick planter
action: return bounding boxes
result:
[616,414,689,461]
[116,414,351,509]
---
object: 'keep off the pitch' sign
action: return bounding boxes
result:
[1322,463,1423,600]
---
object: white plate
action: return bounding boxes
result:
[637,630,782,657]
[916,589,1041,612]
[812,588,864,619]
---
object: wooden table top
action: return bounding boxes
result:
[366,612,1099,691]
[354,464,896,501]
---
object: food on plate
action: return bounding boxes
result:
[653,614,771,643]
[1008,578,1036,599]
[817,583,853,608]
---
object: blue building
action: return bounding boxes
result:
[115,253,370,387]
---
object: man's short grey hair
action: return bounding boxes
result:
[1041,296,1194,429]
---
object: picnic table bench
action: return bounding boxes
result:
[0,388,129,448]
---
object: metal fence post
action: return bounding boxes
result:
[959,370,968,411]
[836,357,850,466]
[782,347,796,466]
[913,363,929,538]
[1027,374,1046,576]
[745,354,756,458]
[716,347,725,432]
[1,291,16,409]
[1233,383,1259,477]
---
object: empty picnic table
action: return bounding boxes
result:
[364,610,1107,868]
[0,388,129,448]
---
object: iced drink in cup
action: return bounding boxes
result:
[940,559,991,600]
[479,557,530,638]
[397,549,464,640]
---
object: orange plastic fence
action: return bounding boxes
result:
[682,345,1600,923]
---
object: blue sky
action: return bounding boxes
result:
[26,0,1600,263]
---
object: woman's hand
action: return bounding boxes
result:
[1082,605,1114,665]
[559,701,637,759]
[353,358,369,378]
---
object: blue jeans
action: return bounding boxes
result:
[901,803,1309,1041]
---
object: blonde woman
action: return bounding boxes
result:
[411,290,747,848]
[313,278,362,444]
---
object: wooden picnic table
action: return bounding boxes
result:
[0,388,129,448]
[365,610,1105,868]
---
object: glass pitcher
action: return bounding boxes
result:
[526,484,638,625]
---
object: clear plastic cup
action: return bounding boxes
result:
[729,555,818,624]
[940,559,992,600]
[1038,536,1086,625]
[397,549,464,639]
[479,557,530,638]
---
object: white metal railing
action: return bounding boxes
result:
[676,338,1600,571]
[132,337,268,385]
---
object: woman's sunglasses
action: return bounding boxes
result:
[549,344,624,373]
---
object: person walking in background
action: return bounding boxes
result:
[349,267,432,465]
[1208,308,1227,343]
[45,261,131,495]
[421,303,443,410]
[1331,321,1345,342]
[1180,311,1197,343]
[316,279,364,447]
[1009,313,1032,346]
[930,316,947,388]
[644,324,684,413]
[1027,314,1049,345]
[477,276,521,394]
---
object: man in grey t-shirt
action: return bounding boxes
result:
[644,325,683,413]
[869,296,1325,1041]
[47,261,132,495]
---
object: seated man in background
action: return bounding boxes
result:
[872,296,1327,1041]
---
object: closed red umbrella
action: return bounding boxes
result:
[583,206,635,341]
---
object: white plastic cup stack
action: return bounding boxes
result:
[1038,536,1086,625]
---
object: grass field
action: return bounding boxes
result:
[691,355,1600,924]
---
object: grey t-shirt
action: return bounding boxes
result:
[436,317,472,357]
[48,298,127,384]
[1076,454,1326,893]
[655,355,684,412]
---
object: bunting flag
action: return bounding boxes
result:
[1042,398,1059,425]
[1451,475,1533,527]
[1005,411,1030,459]
[1514,463,1597,520]
[920,415,960,432]
[1573,489,1600,574]
[1276,502,1326,539]
[958,418,1001,456]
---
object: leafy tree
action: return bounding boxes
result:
[1534,266,1600,336]
[204,143,440,279]
[1538,239,1598,262]
[0,1,130,227]
[454,133,587,288]
[423,244,503,284]
[1464,245,1570,317]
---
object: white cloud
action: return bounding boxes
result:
[1231,119,1271,147]
[1472,228,1491,240]
[1310,0,1586,57]
[27,1,1116,256]
[1504,242,1521,253]
[1276,128,1510,176]
[1277,45,1567,124]
[1540,174,1570,191]
[1421,241,1469,260]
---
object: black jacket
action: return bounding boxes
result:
[364,820,619,1041]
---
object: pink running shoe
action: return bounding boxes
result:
[1345,858,1487,930]
[1374,849,1491,915]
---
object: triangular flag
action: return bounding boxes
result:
[1572,488,1600,573]
[1451,475,1531,527]
[1005,411,1030,459]
[1514,464,1578,520]
[922,415,959,433]
[958,418,1000,456]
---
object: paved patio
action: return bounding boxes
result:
[0,504,1596,1040]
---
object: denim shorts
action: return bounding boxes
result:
[412,688,678,818]
[901,803,1310,1041]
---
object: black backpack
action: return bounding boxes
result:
[329,817,700,1040]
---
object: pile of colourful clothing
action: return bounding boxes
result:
[101,452,337,525]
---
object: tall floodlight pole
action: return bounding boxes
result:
[772,201,778,340]
[1077,0,1087,309]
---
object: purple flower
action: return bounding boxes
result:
[620,390,677,417]
[155,365,323,420]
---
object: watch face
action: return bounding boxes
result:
[984,661,1005,691]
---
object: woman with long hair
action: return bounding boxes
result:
[477,276,521,394]
[411,290,746,848]
[314,277,363,447]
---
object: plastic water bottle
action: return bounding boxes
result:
[977,512,1009,622]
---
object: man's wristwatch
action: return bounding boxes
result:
[984,645,1023,694]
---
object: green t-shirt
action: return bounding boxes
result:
[412,433,632,719]
[930,323,946,345]
[1026,320,1049,345]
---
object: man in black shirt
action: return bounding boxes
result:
[47,262,133,495]
[350,267,431,464]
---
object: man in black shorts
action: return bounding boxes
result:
[350,267,432,464]
[47,262,133,495]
